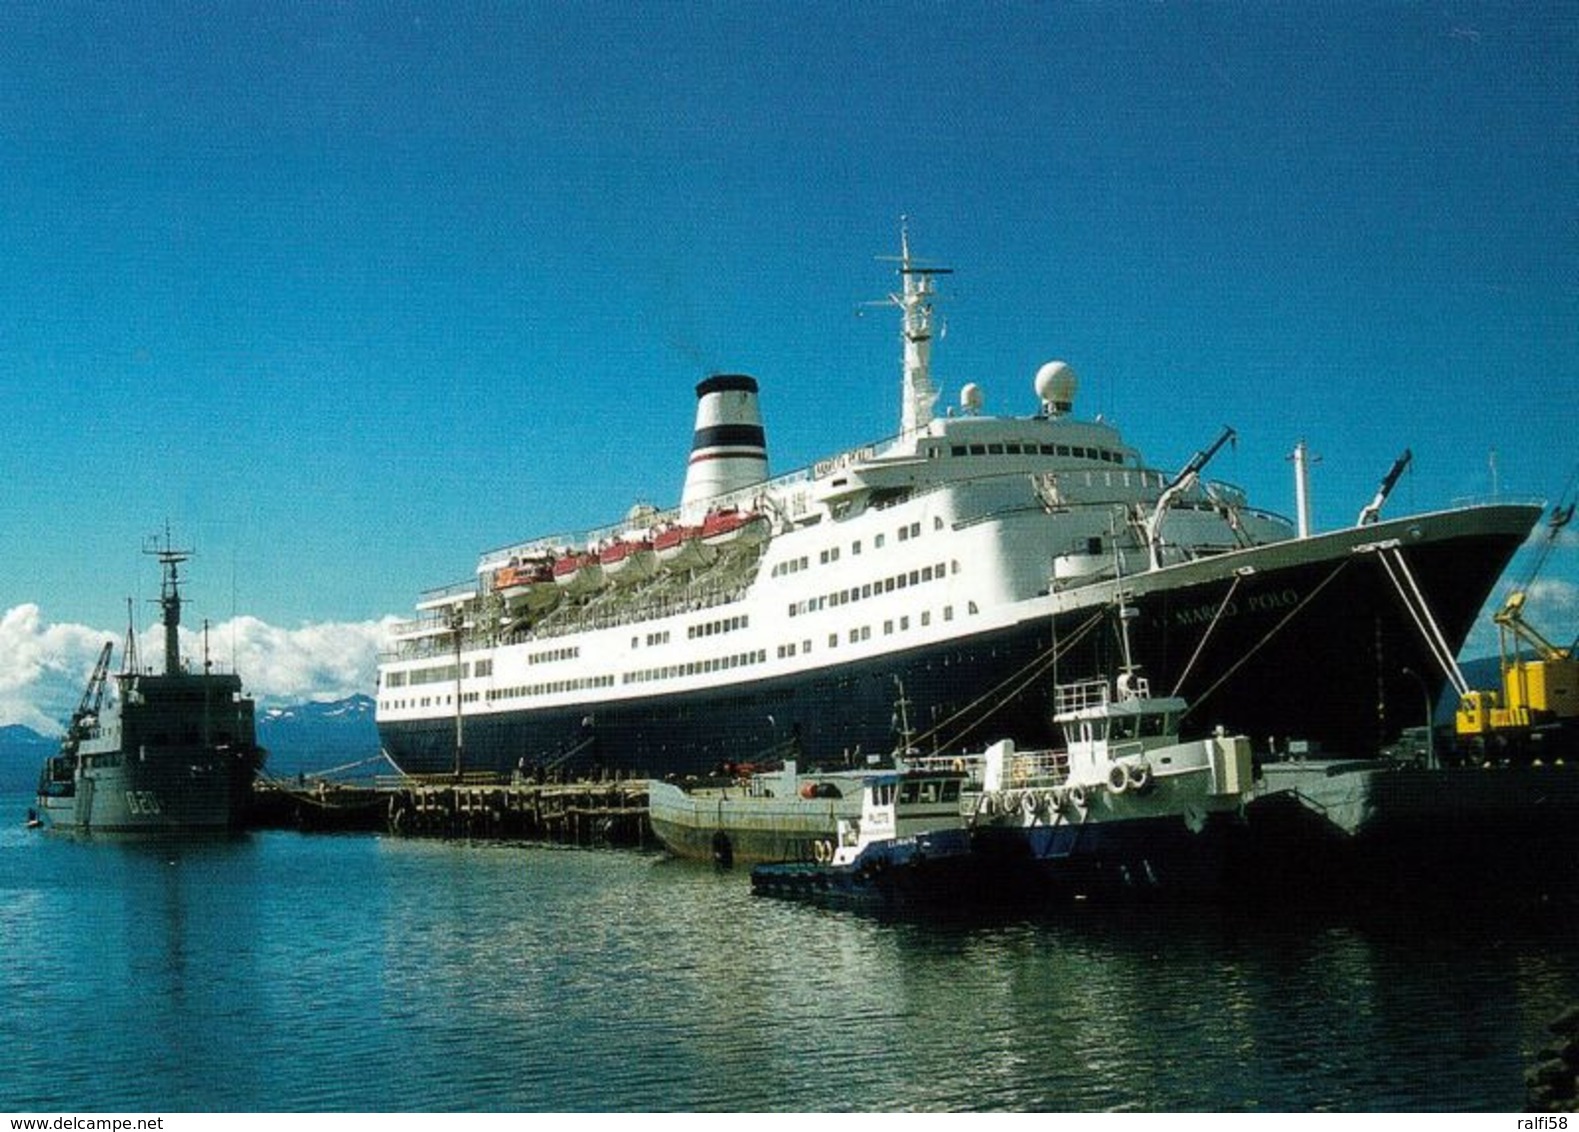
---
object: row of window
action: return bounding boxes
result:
[623,650,768,686]
[486,674,616,702]
[940,441,1124,464]
[529,645,580,666]
[788,562,953,618]
[687,614,748,640]
[389,663,460,688]
[771,519,944,579]
[779,603,969,657]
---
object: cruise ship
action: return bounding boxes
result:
[376,235,1539,779]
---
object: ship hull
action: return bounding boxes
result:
[1235,760,1579,909]
[379,504,1535,779]
[647,775,867,864]
[970,811,1247,903]
[37,746,261,834]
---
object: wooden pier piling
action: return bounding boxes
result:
[247,773,650,846]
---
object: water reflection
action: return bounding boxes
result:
[2,818,1575,1112]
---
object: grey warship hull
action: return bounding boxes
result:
[35,541,265,835]
[36,743,261,834]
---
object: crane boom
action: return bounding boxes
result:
[61,641,115,760]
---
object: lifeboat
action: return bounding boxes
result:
[552,551,604,595]
[653,524,716,572]
[600,536,657,583]
[700,508,769,550]
[493,557,561,611]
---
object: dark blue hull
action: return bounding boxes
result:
[970,812,1248,903]
[750,828,975,903]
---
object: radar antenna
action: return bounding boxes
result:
[144,528,193,676]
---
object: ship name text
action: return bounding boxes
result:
[815,446,876,478]
[1172,588,1301,628]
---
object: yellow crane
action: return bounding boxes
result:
[1455,497,1577,756]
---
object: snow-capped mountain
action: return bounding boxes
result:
[255,694,382,777]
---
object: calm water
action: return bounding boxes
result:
[2,792,1575,1113]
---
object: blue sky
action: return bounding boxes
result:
[1,2,1575,727]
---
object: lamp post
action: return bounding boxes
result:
[1401,667,1435,769]
[450,606,465,781]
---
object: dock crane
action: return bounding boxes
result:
[59,641,115,762]
[1454,498,1578,758]
[1145,425,1236,571]
[1356,448,1413,526]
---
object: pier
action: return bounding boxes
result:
[248,773,651,845]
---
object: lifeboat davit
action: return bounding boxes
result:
[552,551,604,595]
[600,536,657,583]
[700,508,769,550]
[653,525,716,571]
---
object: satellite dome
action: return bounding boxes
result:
[1035,361,1077,416]
[960,383,984,415]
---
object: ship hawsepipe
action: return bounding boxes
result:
[378,503,1536,778]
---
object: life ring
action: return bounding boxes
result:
[1108,763,1130,794]
[813,838,831,864]
[1126,761,1153,794]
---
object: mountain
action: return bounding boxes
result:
[256,694,382,779]
[0,725,54,794]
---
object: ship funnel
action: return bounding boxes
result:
[680,373,769,510]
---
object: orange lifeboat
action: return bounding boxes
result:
[493,558,560,612]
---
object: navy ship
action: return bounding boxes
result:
[376,233,1539,779]
[34,541,265,833]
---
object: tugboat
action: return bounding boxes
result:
[968,671,1255,900]
[34,539,266,833]
[964,597,1257,901]
[749,766,973,903]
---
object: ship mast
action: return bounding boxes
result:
[146,533,193,677]
[887,223,952,437]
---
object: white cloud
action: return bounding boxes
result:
[1462,575,1578,661]
[0,603,395,734]
[1523,576,1578,631]
[181,615,394,705]
[0,605,115,733]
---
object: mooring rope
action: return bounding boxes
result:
[1169,571,1245,698]
[910,606,1107,753]
[1180,557,1352,720]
